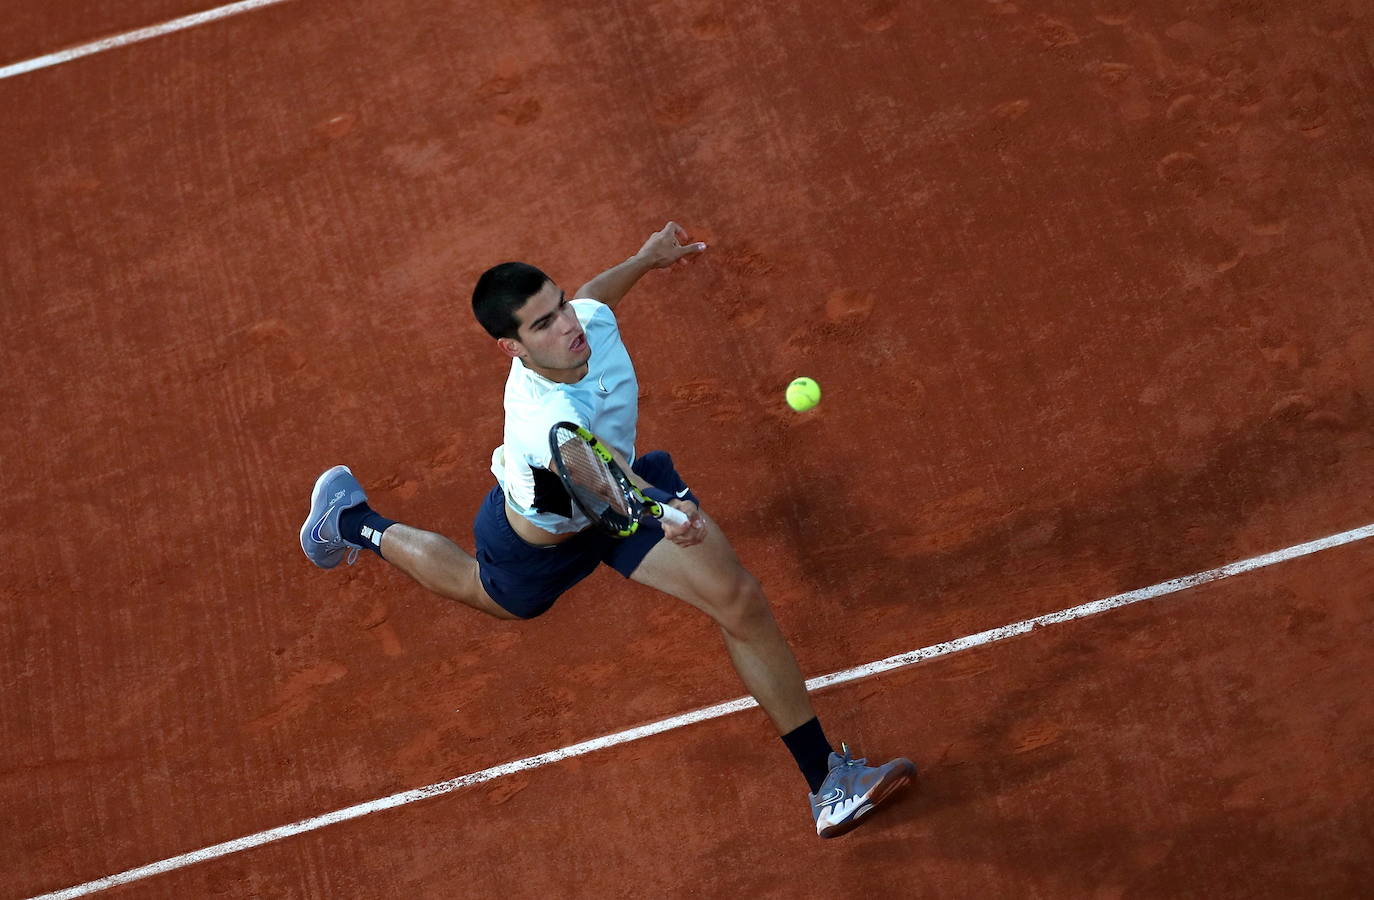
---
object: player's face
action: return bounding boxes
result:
[506,280,591,382]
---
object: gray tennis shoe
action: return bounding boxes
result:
[809,743,916,838]
[299,465,368,569]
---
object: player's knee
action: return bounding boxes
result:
[712,571,770,638]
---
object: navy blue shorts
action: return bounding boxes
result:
[473,450,699,619]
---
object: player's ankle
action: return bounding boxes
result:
[338,503,396,559]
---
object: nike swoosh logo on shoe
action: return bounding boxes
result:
[310,502,340,544]
[309,490,347,544]
[820,794,870,825]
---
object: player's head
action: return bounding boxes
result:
[472,262,548,339]
[472,262,591,379]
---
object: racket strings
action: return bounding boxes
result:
[554,429,630,517]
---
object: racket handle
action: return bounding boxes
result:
[656,502,690,527]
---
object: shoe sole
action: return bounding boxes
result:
[299,465,354,569]
[817,764,916,839]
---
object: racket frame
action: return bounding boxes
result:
[548,421,689,537]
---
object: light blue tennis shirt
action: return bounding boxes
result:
[490,298,639,533]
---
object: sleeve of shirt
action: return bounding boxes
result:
[571,297,614,329]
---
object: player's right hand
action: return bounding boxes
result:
[662,499,707,547]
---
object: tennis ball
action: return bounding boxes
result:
[786,377,821,412]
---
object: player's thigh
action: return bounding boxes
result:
[466,565,525,620]
[629,511,760,618]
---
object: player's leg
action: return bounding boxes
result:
[377,525,518,620]
[628,510,816,733]
[298,464,515,619]
[628,517,915,836]
[300,465,605,621]
[611,451,915,837]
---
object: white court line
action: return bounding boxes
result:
[29,522,1374,899]
[0,0,292,81]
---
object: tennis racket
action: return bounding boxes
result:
[548,421,691,537]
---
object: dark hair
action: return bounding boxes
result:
[471,262,550,339]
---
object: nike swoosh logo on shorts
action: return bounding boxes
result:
[675,487,690,498]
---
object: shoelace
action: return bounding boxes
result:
[345,546,360,565]
[838,742,868,768]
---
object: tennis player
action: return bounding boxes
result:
[300,222,914,837]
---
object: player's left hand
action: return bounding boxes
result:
[662,498,707,547]
[635,221,708,271]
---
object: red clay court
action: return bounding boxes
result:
[3,0,1372,897]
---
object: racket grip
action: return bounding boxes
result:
[656,502,690,527]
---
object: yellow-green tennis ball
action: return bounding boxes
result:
[786,377,821,412]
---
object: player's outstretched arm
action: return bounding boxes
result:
[574,221,707,310]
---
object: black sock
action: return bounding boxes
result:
[782,716,835,794]
[337,503,396,559]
